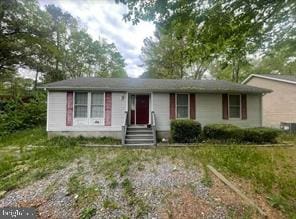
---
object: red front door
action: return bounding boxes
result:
[136,95,149,124]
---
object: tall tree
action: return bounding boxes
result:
[118,0,296,81]
[44,4,127,81]
[141,31,184,79]
[44,4,78,82]
[0,0,58,79]
[106,43,127,78]
[141,25,209,79]
[250,34,296,75]
[1,0,127,97]
[64,33,127,78]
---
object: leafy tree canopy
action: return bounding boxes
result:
[118,0,296,81]
[1,0,127,97]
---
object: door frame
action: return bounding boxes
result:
[129,93,151,125]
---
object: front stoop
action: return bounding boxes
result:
[124,126,155,146]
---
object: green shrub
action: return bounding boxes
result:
[170,120,202,143]
[203,124,281,144]
[243,127,281,144]
[0,92,46,136]
[203,124,244,143]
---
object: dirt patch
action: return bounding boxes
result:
[14,198,59,219]
[214,173,285,219]
[156,163,260,219]
[160,188,225,219]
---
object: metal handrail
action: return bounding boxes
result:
[151,111,157,146]
[121,111,128,145]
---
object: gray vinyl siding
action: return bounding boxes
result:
[196,93,262,128]
[47,91,262,134]
[47,91,67,131]
[111,92,127,127]
[152,93,170,131]
[47,91,126,132]
[151,93,262,131]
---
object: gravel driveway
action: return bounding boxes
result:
[0,153,250,219]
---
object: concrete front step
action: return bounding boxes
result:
[127,126,151,129]
[127,128,152,131]
[127,127,152,131]
[125,126,155,146]
[126,134,153,139]
[126,131,153,135]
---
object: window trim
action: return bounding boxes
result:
[74,92,88,118]
[175,93,190,119]
[73,91,105,123]
[228,94,241,119]
[130,94,136,125]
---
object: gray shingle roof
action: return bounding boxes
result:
[41,78,271,94]
[243,74,296,85]
[259,74,296,82]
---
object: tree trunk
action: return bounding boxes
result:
[235,61,240,83]
[55,24,60,72]
[34,68,39,90]
[232,59,240,83]
[193,63,203,80]
[232,59,236,82]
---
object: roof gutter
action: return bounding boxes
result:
[40,86,271,94]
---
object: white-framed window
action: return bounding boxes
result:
[73,92,105,125]
[176,94,189,119]
[229,94,241,118]
[91,92,104,118]
[74,92,88,118]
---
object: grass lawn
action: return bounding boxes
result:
[190,145,296,217]
[0,128,295,218]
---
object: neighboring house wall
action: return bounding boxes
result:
[246,77,296,128]
[47,91,127,138]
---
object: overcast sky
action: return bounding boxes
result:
[38,0,155,78]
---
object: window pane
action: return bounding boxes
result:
[91,105,104,118]
[177,106,188,118]
[75,92,88,105]
[229,95,240,118]
[92,93,103,105]
[229,95,240,106]
[177,94,188,105]
[74,106,87,118]
[176,94,188,118]
[229,106,240,118]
